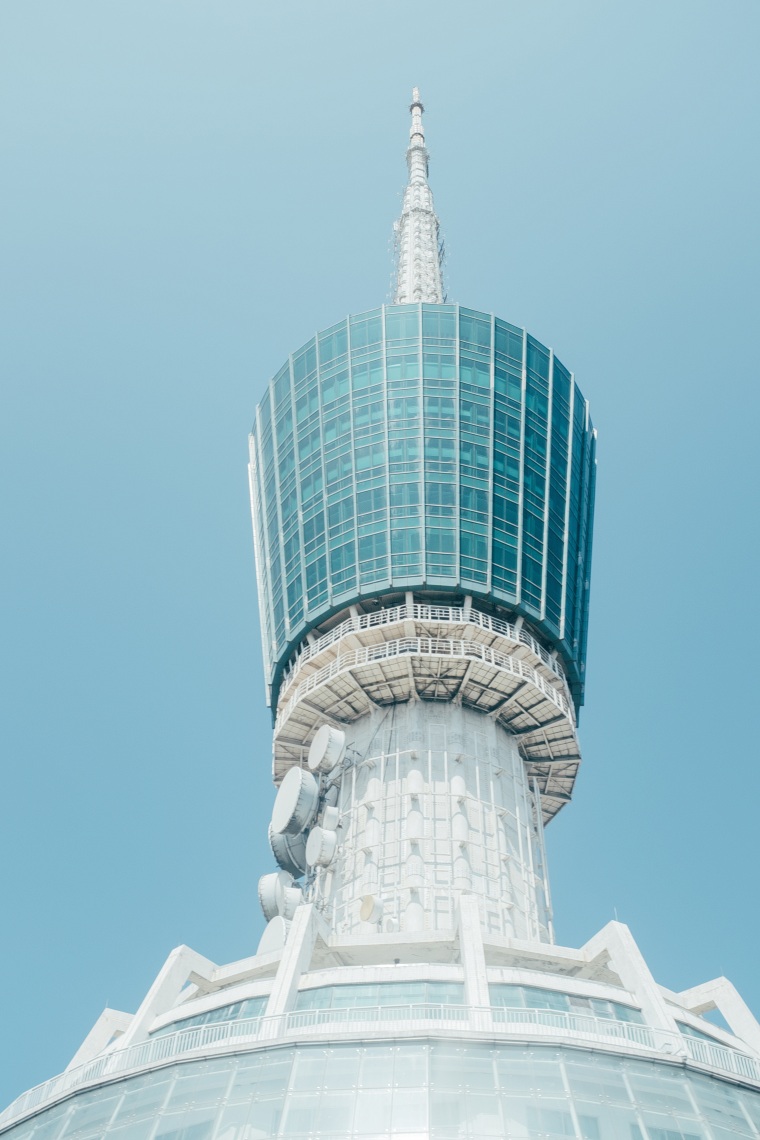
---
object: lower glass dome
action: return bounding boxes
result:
[4,1040,760,1140]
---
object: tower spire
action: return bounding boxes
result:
[393,87,445,304]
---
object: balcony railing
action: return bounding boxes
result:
[276,634,574,734]
[2,1004,758,1131]
[279,603,568,697]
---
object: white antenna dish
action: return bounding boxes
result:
[257,915,289,955]
[308,725,346,773]
[258,873,281,922]
[305,825,338,868]
[273,869,294,910]
[320,805,340,832]
[280,885,303,920]
[268,824,308,876]
[360,894,383,923]
[271,767,320,835]
[323,784,339,808]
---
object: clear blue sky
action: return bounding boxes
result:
[2,0,759,1109]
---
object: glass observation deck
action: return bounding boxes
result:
[250,304,596,714]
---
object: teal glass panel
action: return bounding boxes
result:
[349,309,382,347]
[318,320,348,364]
[351,354,383,389]
[459,308,492,353]
[495,318,524,364]
[527,335,550,380]
[422,304,456,339]
[252,306,594,713]
[292,339,317,388]
[273,362,291,410]
[459,354,490,387]
[385,306,419,341]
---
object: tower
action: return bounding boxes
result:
[3,90,760,1140]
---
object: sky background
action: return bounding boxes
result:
[2,0,759,1109]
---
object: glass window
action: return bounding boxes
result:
[495,318,524,363]
[292,340,316,386]
[385,306,419,341]
[350,310,382,348]
[294,981,465,1011]
[151,996,267,1036]
[422,305,456,340]
[459,355,490,387]
[459,309,492,352]
[490,984,642,1024]
[8,1043,760,1140]
[318,320,348,364]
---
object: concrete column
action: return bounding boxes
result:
[678,978,760,1054]
[457,894,490,1012]
[117,945,217,1048]
[66,1009,133,1070]
[583,922,682,1042]
[264,904,319,1019]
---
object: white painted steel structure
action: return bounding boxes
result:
[393,88,445,305]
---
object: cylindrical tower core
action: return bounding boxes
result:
[312,703,552,941]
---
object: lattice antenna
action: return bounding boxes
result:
[393,88,446,304]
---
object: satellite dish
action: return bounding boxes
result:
[323,784,339,808]
[257,916,289,955]
[308,725,346,773]
[360,894,383,923]
[271,767,320,835]
[269,824,308,876]
[305,825,338,868]
[280,885,303,920]
[273,869,294,908]
[321,805,340,832]
[258,873,281,922]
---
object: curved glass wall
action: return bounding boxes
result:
[294,982,465,1011]
[151,997,268,1037]
[490,985,643,1024]
[5,1041,760,1140]
[250,304,596,713]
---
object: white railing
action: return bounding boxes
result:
[283,1002,470,1030]
[3,1005,759,1130]
[275,634,574,733]
[0,1017,263,1130]
[279,603,568,697]
[683,1035,760,1083]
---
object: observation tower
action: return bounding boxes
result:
[3,89,760,1140]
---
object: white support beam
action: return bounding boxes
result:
[66,1009,133,1071]
[117,945,217,1049]
[582,922,682,1040]
[457,894,490,1010]
[677,977,760,1055]
[263,905,321,1020]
